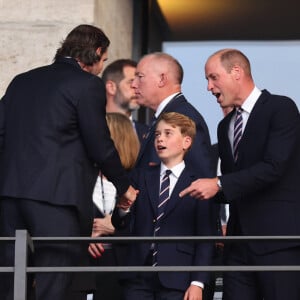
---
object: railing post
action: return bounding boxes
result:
[14,230,34,300]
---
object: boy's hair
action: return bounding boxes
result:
[157,112,196,146]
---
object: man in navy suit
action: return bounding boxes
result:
[102,59,148,142]
[131,52,214,179]
[180,49,300,300]
[113,112,214,300]
[0,24,136,300]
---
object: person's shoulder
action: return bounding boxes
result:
[129,165,160,187]
[261,89,295,104]
[170,94,205,119]
[134,164,160,176]
[260,89,299,113]
[181,162,199,180]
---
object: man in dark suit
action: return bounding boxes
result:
[102,59,148,142]
[180,49,300,300]
[131,52,214,179]
[113,112,214,300]
[0,24,136,300]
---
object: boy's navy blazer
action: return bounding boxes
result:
[112,164,214,291]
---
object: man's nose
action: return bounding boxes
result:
[207,80,213,91]
[131,77,138,88]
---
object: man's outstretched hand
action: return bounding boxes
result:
[179,177,219,200]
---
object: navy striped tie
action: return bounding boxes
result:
[233,108,243,161]
[152,169,171,266]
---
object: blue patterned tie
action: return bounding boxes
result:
[233,108,243,161]
[152,169,172,266]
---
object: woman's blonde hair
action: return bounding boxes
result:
[106,112,140,170]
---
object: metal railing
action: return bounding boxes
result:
[1,230,300,300]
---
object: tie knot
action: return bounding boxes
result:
[165,169,172,176]
[236,107,243,115]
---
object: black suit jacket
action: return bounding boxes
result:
[112,164,214,291]
[218,89,300,254]
[135,93,214,178]
[0,57,129,220]
[133,120,149,143]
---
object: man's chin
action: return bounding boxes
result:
[129,104,140,111]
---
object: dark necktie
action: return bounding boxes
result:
[233,108,243,161]
[152,169,172,266]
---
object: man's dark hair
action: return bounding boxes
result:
[102,59,137,84]
[54,24,110,66]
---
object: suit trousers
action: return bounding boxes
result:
[223,242,300,300]
[122,275,185,300]
[0,197,81,300]
[91,248,123,300]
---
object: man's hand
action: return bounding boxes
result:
[118,185,138,209]
[92,216,115,237]
[184,284,202,300]
[88,242,105,258]
[179,177,219,200]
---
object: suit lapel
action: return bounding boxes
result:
[220,111,235,163]
[236,91,268,157]
[162,167,196,219]
[145,166,160,215]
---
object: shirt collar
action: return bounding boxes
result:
[160,161,185,178]
[241,86,261,114]
[155,92,181,118]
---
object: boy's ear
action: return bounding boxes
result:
[183,136,192,151]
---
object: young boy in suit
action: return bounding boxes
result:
[113,112,214,300]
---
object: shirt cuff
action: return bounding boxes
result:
[118,207,130,217]
[191,281,204,289]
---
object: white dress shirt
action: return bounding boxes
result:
[93,175,116,215]
[228,86,261,153]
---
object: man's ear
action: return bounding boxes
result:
[96,47,102,57]
[231,65,242,80]
[106,80,117,96]
[158,73,167,88]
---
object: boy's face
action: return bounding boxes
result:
[154,120,192,167]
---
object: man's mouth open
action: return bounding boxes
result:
[213,92,221,100]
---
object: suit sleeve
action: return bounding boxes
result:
[76,76,130,196]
